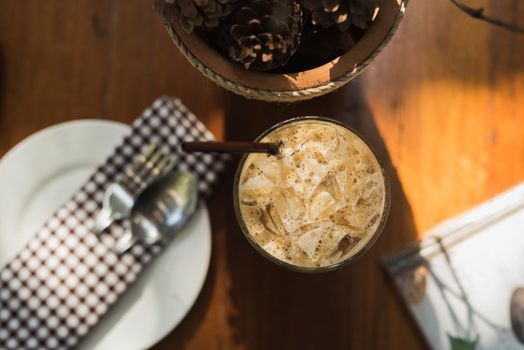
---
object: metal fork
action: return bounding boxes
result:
[92,144,175,235]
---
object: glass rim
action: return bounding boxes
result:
[233,116,392,273]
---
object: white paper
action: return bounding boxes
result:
[385,183,524,350]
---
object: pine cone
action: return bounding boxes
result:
[154,0,237,33]
[218,0,303,71]
[303,0,381,31]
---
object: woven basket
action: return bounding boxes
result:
[162,0,407,102]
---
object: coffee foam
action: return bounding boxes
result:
[238,120,386,268]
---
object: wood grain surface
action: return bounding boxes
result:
[1,1,523,349]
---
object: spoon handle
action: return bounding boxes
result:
[113,231,138,255]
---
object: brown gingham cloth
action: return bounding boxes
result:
[0,97,228,350]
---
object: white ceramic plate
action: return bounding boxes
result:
[0,120,211,350]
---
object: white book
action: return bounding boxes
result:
[384,183,524,350]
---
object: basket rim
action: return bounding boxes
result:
[164,0,408,101]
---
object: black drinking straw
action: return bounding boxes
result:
[182,141,280,155]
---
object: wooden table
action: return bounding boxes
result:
[1,1,523,349]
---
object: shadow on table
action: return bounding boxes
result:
[220,82,426,349]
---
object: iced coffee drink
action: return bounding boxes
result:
[234,117,389,271]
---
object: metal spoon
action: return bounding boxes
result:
[511,287,524,344]
[113,171,198,254]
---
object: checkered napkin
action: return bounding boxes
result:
[0,97,228,350]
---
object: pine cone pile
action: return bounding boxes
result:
[154,0,383,72]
